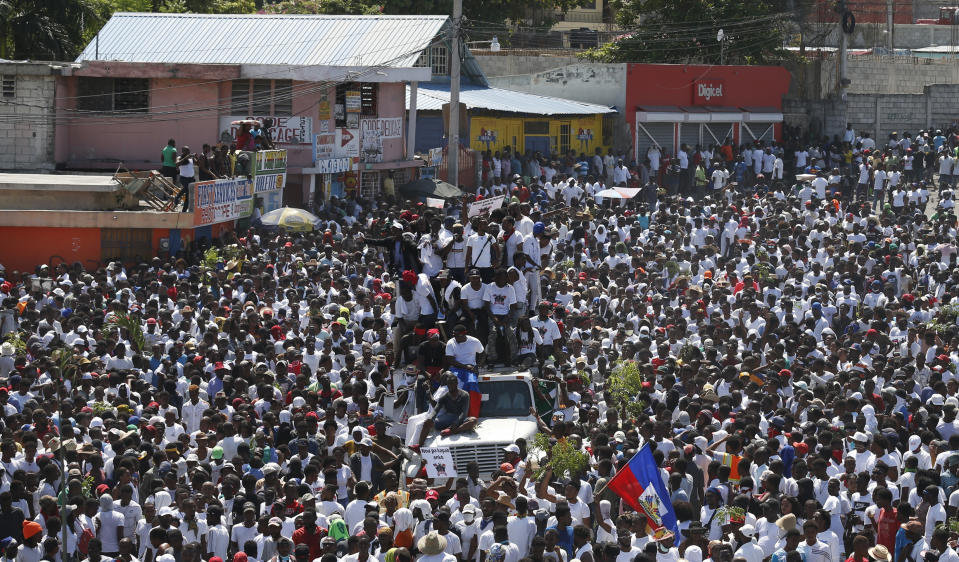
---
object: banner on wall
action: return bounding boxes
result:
[335,128,360,159]
[254,173,285,193]
[360,119,384,163]
[193,178,253,227]
[313,133,335,163]
[220,116,312,145]
[255,150,288,174]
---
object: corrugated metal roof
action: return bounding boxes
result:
[407,83,615,115]
[76,13,448,67]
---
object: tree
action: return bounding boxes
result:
[0,0,97,60]
[583,0,790,64]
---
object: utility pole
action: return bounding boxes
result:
[887,0,894,51]
[839,0,849,100]
[448,0,462,188]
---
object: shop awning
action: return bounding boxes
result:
[705,106,746,121]
[741,106,783,122]
[636,106,686,122]
[680,106,710,123]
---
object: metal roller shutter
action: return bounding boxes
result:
[679,123,701,150]
[636,122,674,160]
[703,122,735,146]
[743,122,776,143]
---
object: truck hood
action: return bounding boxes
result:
[424,417,539,448]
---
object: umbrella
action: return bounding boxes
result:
[595,188,625,199]
[231,119,262,126]
[255,207,321,232]
[399,178,464,200]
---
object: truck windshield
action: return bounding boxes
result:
[477,381,532,417]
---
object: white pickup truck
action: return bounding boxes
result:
[384,370,555,478]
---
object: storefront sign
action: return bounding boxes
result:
[315,158,352,174]
[693,79,725,105]
[345,90,361,113]
[194,178,253,227]
[360,119,384,163]
[254,173,285,193]
[314,133,335,162]
[220,116,313,145]
[335,128,360,159]
[361,117,403,139]
[255,150,288,174]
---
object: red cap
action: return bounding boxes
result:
[96,484,110,495]
[499,462,515,474]
[146,318,157,325]
[578,272,587,280]
[425,489,440,500]
[284,242,293,247]
[214,362,226,370]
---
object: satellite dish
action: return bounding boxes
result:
[717,29,725,42]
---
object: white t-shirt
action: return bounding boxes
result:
[484,283,516,316]
[446,336,484,366]
[96,509,125,552]
[466,234,495,268]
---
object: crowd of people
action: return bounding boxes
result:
[1,121,959,562]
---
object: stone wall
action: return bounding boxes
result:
[0,63,56,171]
[816,23,959,50]
[820,55,959,95]
[473,53,584,78]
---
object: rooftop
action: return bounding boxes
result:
[407,83,615,115]
[76,13,449,68]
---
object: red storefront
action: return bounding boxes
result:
[626,64,791,162]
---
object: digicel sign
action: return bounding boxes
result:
[693,79,724,105]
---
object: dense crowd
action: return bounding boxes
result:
[1,123,959,562]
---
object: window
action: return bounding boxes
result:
[360,171,380,199]
[416,45,449,76]
[524,121,549,135]
[559,123,571,153]
[603,113,615,145]
[231,80,249,114]
[77,77,148,113]
[1,76,14,98]
[231,79,294,116]
[361,83,377,116]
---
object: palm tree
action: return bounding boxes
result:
[0,0,96,60]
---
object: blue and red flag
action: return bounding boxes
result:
[449,367,482,418]
[606,444,679,536]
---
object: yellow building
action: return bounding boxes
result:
[408,83,616,159]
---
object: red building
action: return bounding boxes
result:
[626,64,791,162]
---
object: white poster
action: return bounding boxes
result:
[426,197,445,209]
[421,447,456,478]
[220,116,313,145]
[314,133,335,162]
[467,195,506,218]
[334,128,359,159]
[360,119,384,163]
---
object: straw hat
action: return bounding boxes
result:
[417,531,447,555]
[869,545,892,562]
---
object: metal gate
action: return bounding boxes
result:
[703,122,736,146]
[438,144,477,189]
[742,122,776,143]
[636,122,674,161]
[679,123,702,151]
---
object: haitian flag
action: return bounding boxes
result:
[606,444,679,536]
[449,366,482,418]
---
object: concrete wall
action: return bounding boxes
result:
[820,55,959,94]
[474,54,584,77]
[0,63,56,172]
[817,23,959,50]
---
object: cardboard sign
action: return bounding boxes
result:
[467,195,505,218]
[193,178,253,227]
[421,447,456,478]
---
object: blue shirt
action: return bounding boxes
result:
[547,525,574,558]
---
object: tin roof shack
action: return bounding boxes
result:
[58,13,444,204]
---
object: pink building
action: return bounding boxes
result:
[58,13,444,206]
